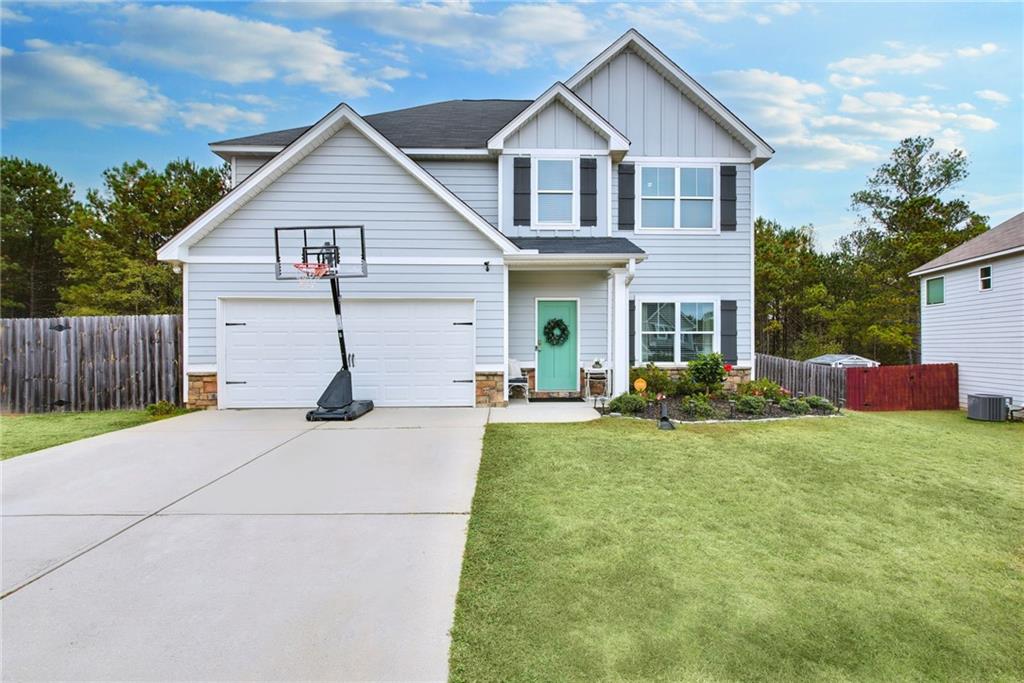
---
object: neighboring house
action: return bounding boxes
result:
[806,354,880,368]
[157,29,773,409]
[909,212,1024,407]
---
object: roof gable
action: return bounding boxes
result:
[158,104,518,261]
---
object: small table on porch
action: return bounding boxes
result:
[583,367,611,399]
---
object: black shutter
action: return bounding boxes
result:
[618,163,635,231]
[580,158,597,227]
[628,299,636,368]
[513,157,530,226]
[721,300,738,364]
[720,165,737,231]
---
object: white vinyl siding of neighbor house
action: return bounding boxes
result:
[573,48,751,158]
[920,254,1024,406]
[185,123,505,371]
[498,153,609,237]
[503,99,609,150]
[612,162,753,366]
[418,159,498,226]
[508,271,609,367]
[232,156,272,187]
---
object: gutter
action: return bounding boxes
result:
[908,245,1024,277]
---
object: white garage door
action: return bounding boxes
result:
[220,298,476,408]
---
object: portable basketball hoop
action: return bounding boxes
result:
[274,225,373,422]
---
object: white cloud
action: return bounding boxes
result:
[234,93,274,107]
[768,1,803,16]
[828,73,874,90]
[957,42,998,58]
[1,40,172,131]
[838,94,874,114]
[375,65,410,81]
[116,4,388,97]
[178,102,265,133]
[976,89,1010,105]
[828,50,943,76]
[862,91,906,107]
[956,102,976,111]
[1,6,31,22]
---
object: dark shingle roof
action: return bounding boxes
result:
[912,212,1024,274]
[511,237,644,255]
[213,99,532,149]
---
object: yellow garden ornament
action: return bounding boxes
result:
[633,377,648,393]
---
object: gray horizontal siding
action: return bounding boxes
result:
[505,99,607,150]
[612,162,753,364]
[193,124,502,258]
[499,153,609,237]
[186,262,504,368]
[574,48,750,158]
[509,271,608,366]
[419,159,498,226]
[920,254,1024,405]
[233,156,271,186]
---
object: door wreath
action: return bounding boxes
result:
[543,318,570,346]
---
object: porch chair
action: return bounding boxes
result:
[508,358,529,403]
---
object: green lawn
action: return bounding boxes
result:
[0,409,191,460]
[449,411,1023,682]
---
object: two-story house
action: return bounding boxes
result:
[157,29,773,409]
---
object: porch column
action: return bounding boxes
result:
[611,267,629,396]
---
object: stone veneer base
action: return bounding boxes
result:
[187,372,218,409]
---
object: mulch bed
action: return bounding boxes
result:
[633,396,835,422]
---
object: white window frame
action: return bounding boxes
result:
[925,276,944,306]
[634,295,721,366]
[635,162,720,234]
[979,265,992,291]
[531,155,579,230]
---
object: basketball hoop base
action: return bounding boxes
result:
[304,369,374,421]
[306,400,374,422]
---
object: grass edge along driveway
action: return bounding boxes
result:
[1,409,191,460]
[449,411,1023,682]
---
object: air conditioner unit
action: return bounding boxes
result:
[967,394,1009,421]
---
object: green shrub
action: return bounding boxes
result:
[688,353,726,395]
[669,369,701,397]
[629,363,674,396]
[737,377,786,402]
[609,392,648,414]
[682,393,718,420]
[146,400,179,417]
[805,395,837,412]
[779,397,810,414]
[735,395,767,415]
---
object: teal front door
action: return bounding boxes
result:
[536,300,578,392]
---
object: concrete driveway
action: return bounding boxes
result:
[1,408,488,682]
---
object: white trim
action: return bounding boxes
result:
[475,364,505,373]
[158,103,518,262]
[210,144,285,156]
[497,154,505,232]
[605,155,613,237]
[565,29,773,165]
[633,294,722,366]
[624,156,754,164]
[507,148,611,156]
[749,165,756,380]
[503,265,509,402]
[534,297,582,392]
[909,246,1024,276]
[606,276,614,373]
[229,157,236,189]
[611,269,629,395]
[978,264,993,292]
[924,276,945,307]
[488,82,630,156]
[186,364,217,374]
[179,255,504,266]
[635,161,720,234]
[181,262,189,401]
[402,148,491,157]
[531,156,579,230]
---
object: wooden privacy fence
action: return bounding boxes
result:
[845,363,958,411]
[1,315,182,413]
[755,353,846,405]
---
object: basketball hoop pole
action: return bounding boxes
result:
[329,277,350,372]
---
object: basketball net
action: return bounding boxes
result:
[294,262,330,289]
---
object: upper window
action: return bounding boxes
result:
[638,165,716,231]
[979,265,992,291]
[640,300,717,364]
[535,159,576,226]
[926,277,944,305]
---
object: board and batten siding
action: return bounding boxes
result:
[504,99,608,150]
[920,253,1024,406]
[612,162,753,365]
[418,159,498,226]
[187,122,505,370]
[498,153,609,238]
[193,125,503,258]
[508,271,608,367]
[232,156,272,187]
[573,48,750,158]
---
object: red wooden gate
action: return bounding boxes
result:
[845,364,958,411]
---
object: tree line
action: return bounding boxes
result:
[1,157,228,318]
[1,136,989,365]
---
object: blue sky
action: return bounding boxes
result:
[2,1,1021,247]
